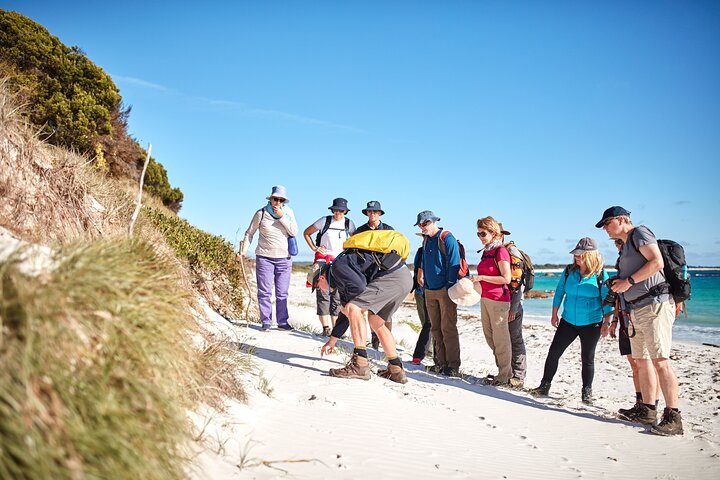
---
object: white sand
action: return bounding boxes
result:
[189,272,720,479]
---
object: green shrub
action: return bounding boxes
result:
[0,10,184,212]
[142,207,244,317]
[0,239,203,479]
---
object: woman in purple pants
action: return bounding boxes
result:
[240,185,298,331]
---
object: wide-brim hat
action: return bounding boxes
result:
[362,200,384,216]
[328,197,349,212]
[595,206,630,228]
[448,277,481,307]
[414,210,440,226]
[266,185,289,203]
[569,237,598,255]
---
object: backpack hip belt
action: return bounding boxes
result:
[624,282,670,306]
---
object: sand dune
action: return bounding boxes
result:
[189,272,720,479]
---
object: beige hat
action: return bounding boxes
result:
[448,277,481,306]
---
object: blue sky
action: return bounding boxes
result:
[7,1,720,265]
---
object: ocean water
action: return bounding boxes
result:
[480,268,720,346]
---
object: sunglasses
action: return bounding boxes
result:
[270,197,286,203]
[419,220,432,227]
[603,217,616,227]
[477,231,489,238]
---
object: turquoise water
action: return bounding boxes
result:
[493,269,720,346]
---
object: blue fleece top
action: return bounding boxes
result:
[553,267,613,326]
[422,229,460,290]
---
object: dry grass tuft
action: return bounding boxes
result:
[0,78,132,243]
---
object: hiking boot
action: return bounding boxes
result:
[371,334,380,350]
[620,403,657,425]
[411,357,422,365]
[581,386,593,405]
[322,326,331,337]
[509,377,524,389]
[529,381,551,397]
[651,408,683,436]
[426,364,444,374]
[377,364,408,384]
[618,401,642,420]
[443,367,461,378]
[329,353,371,380]
[488,378,510,387]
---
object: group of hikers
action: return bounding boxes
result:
[239,186,685,437]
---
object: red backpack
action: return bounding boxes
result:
[435,230,469,279]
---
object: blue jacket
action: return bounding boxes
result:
[553,267,612,326]
[422,229,460,290]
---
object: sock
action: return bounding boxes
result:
[644,403,657,410]
[354,347,368,358]
[388,357,402,367]
[636,392,643,402]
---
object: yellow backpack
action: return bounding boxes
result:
[343,230,411,261]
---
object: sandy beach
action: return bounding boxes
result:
[189,271,720,479]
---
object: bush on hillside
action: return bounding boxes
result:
[0,10,183,212]
[143,207,244,319]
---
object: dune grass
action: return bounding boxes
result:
[0,238,213,479]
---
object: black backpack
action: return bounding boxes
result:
[630,227,691,304]
[315,216,351,246]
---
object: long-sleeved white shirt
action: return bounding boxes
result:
[242,205,298,258]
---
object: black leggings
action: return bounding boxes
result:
[541,319,602,389]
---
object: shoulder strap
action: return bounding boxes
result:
[344,217,350,236]
[315,215,333,246]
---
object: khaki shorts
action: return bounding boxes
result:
[629,300,675,360]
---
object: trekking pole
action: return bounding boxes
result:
[237,240,259,327]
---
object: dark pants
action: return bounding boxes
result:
[509,305,527,380]
[541,318,602,389]
[412,291,435,361]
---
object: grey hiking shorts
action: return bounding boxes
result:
[348,265,412,322]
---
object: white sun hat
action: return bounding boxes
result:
[448,277,481,306]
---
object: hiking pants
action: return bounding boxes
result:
[541,318,602,389]
[425,288,460,369]
[480,297,512,383]
[508,304,527,380]
[412,291,435,361]
[255,255,292,328]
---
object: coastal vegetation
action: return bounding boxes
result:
[0,9,183,211]
[0,15,249,477]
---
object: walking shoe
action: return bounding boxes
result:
[377,364,408,384]
[651,408,683,436]
[509,377,524,389]
[260,324,271,332]
[411,357,422,365]
[529,381,551,397]
[581,386,593,405]
[620,403,657,425]
[371,334,380,350]
[426,364,444,374]
[443,367,461,378]
[322,326,331,337]
[277,323,294,331]
[329,353,371,380]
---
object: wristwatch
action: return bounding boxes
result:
[628,276,636,285]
